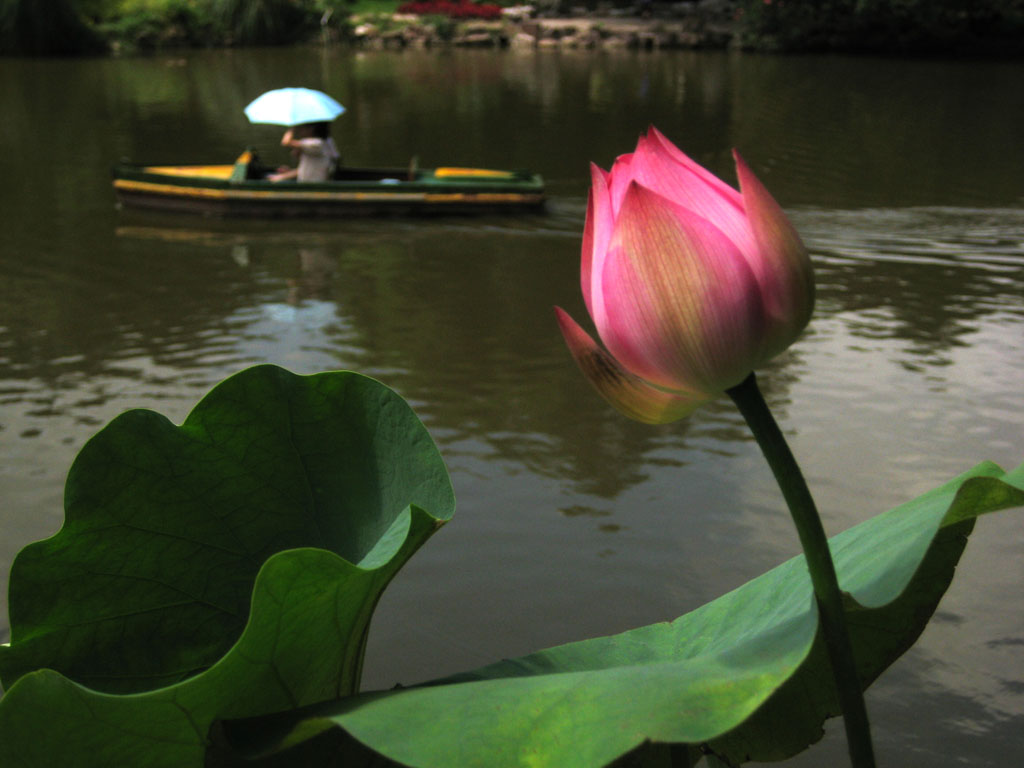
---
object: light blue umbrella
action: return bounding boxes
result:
[244,87,346,126]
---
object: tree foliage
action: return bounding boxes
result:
[0,0,107,55]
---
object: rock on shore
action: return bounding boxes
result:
[348,1,739,50]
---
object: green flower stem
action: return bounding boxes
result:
[726,372,876,768]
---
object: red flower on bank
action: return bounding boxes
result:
[397,1,502,20]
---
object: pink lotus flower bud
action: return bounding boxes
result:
[556,127,814,424]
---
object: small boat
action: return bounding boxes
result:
[112,151,546,218]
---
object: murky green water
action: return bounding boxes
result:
[1,47,1022,765]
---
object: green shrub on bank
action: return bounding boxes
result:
[97,0,217,49]
[738,0,1024,54]
[69,0,330,51]
[97,0,318,48]
[212,0,317,45]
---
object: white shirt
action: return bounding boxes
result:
[295,137,340,182]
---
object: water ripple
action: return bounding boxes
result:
[794,206,1024,272]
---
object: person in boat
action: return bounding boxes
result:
[267,122,340,182]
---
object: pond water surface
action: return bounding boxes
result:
[1,46,1023,766]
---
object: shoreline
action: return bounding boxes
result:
[11,1,1021,59]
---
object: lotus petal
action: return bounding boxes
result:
[597,183,764,394]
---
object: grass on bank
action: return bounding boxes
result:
[344,0,402,14]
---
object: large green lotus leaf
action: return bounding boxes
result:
[232,461,1024,768]
[0,542,442,768]
[0,365,454,767]
[0,364,454,694]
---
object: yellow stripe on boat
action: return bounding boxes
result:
[434,167,515,179]
[143,165,236,179]
[113,178,541,205]
[139,166,517,181]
